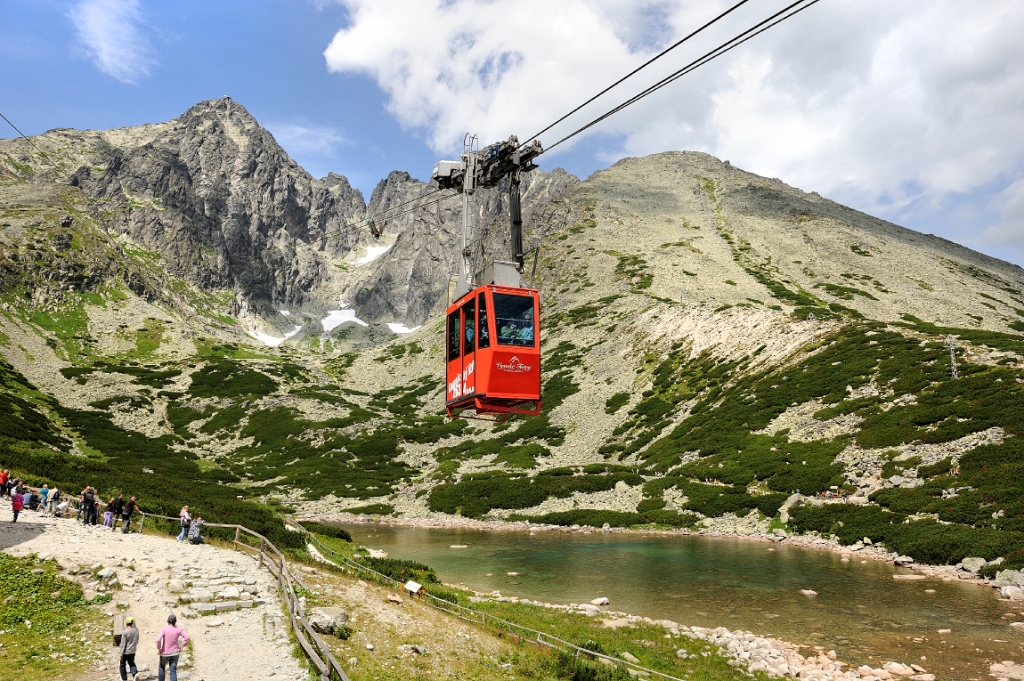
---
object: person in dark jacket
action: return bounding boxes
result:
[81,486,97,526]
[119,615,140,681]
[108,494,125,531]
[121,496,139,533]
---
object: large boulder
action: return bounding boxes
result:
[958,557,987,573]
[996,569,1024,586]
[309,607,349,635]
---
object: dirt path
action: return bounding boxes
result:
[2,511,306,681]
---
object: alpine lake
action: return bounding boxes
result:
[331,522,1024,681]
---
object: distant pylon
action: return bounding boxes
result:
[946,334,958,379]
[808,312,816,343]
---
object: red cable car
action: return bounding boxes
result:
[432,135,545,419]
[445,278,541,419]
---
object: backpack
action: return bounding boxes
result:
[52,490,61,503]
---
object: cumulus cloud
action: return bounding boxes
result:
[70,0,153,84]
[323,0,1024,263]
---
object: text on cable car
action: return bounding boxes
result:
[448,360,475,399]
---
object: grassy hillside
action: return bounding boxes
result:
[3,151,1024,569]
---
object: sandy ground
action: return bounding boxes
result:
[1,510,306,681]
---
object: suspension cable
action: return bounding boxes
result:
[541,0,823,154]
[520,0,754,147]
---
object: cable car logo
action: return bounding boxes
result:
[496,356,532,373]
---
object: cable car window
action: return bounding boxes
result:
[447,310,461,360]
[463,299,476,351]
[494,293,535,347]
[478,294,490,349]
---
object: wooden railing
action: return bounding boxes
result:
[134,512,350,681]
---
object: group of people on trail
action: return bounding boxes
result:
[74,487,140,532]
[4,473,215,552]
[3,470,65,522]
[2,473,148,533]
[177,505,206,545]
[117,613,191,681]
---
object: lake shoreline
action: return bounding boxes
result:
[302,511,995,592]
[302,511,959,681]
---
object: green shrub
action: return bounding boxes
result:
[605,392,630,414]
[299,521,352,541]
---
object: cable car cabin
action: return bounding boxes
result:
[445,285,541,418]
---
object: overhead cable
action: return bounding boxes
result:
[0,110,63,175]
[520,0,754,147]
[542,0,824,154]
[318,187,459,242]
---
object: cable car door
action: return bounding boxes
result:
[461,298,476,398]
[446,298,477,404]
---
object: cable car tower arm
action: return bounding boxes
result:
[431,135,542,301]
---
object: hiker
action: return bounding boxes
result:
[44,487,60,516]
[187,516,205,545]
[0,469,8,497]
[81,486,96,525]
[38,484,50,511]
[108,493,125,531]
[177,505,191,542]
[104,495,118,527]
[156,613,190,681]
[11,488,23,522]
[121,496,139,534]
[119,615,140,681]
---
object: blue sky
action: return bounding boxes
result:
[2,0,1023,267]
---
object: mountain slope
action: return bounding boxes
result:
[2,104,1024,569]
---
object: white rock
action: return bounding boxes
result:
[1001,586,1024,601]
[799,589,818,596]
[590,597,610,606]
[206,619,224,627]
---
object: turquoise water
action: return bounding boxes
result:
[334,523,1024,680]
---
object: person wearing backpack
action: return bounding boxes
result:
[44,487,60,516]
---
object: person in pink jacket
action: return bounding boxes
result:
[155,613,190,681]
[11,489,23,522]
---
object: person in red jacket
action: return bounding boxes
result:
[11,488,24,522]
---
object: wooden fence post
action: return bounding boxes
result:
[259,538,265,567]
[234,526,240,549]
[138,514,145,534]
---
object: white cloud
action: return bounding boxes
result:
[323,0,1024,263]
[980,179,1024,253]
[70,0,153,84]
[265,122,347,157]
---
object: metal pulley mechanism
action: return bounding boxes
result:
[365,217,383,239]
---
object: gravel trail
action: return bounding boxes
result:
[2,511,306,681]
